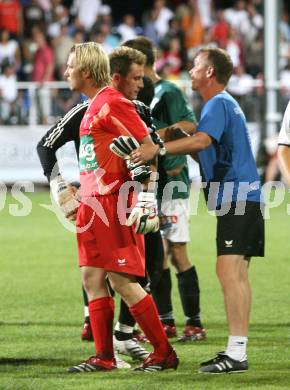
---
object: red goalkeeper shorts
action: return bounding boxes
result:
[76,191,145,277]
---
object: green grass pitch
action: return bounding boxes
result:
[0,189,289,390]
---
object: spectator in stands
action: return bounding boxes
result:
[47,2,70,39]
[196,0,212,30]
[280,9,290,43]
[116,14,140,42]
[0,0,22,38]
[244,30,263,77]
[31,29,54,124]
[91,22,120,54]
[22,0,46,38]
[180,0,205,50]
[70,0,102,33]
[227,64,255,119]
[226,26,244,69]
[0,59,18,124]
[142,8,159,46]
[224,0,249,38]
[210,9,230,48]
[52,24,74,80]
[150,0,174,42]
[31,30,54,83]
[160,17,187,70]
[279,34,290,71]
[241,2,263,47]
[160,36,183,78]
[0,28,20,71]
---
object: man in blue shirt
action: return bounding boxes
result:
[130,47,265,374]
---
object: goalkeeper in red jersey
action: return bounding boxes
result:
[39,42,178,373]
[37,48,165,364]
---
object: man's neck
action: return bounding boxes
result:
[144,67,160,84]
[200,84,225,102]
[84,85,106,100]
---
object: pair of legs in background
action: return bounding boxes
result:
[70,195,178,373]
[155,198,206,341]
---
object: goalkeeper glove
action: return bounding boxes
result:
[127,191,159,234]
[50,175,80,220]
[110,136,151,182]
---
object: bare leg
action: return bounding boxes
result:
[216,255,251,336]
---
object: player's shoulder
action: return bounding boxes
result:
[156,79,181,94]
[64,100,89,117]
[105,87,135,109]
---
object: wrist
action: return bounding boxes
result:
[157,143,167,156]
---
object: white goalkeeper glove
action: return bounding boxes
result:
[110,136,151,182]
[50,175,80,220]
[127,191,159,234]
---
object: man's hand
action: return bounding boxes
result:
[127,191,159,234]
[50,176,80,220]
[164,126,189,142]
[131,143,160,165]
[110,136,151,182]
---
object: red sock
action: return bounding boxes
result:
[89,296,114,360]
[129,294,171,357]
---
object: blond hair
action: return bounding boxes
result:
[70,42,110,87]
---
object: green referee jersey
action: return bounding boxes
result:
[150,79,196,201]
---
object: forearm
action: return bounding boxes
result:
[173,121,196,135]
[278,145,290,185]
[165,132,211,155]
[36,143,58,182]
[158,121,196,140]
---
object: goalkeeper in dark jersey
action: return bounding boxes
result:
[37,46,164,364]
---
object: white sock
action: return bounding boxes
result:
[114,321,134,334]
[84,306,89,318]
[225,335,248,361]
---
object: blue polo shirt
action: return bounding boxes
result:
[197,91,261,209]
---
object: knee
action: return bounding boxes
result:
[170,243,190,271]
[82,274,95,294]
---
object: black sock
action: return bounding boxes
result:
[118,299,136,327]
[114,330,133,341]
[152,268,174,324]
[177,266,202,327]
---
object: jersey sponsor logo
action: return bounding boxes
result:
[117,258,127,266]
[79,135,98,172]
[225,240,233,248]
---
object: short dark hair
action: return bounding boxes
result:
[137,76,154,106]
[122,36,155,67]
[197,48,233,86]
[109,46,146,76]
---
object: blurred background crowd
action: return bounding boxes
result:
[0,0,289,181]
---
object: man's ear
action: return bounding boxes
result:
[111,73,121,86]
[206,66,215,78]
[82,69,93,81]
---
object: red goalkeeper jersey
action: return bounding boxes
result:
[79,87,148,197]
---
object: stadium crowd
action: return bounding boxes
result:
[0,0,290,127]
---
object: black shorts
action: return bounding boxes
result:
[216,201,265,258]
